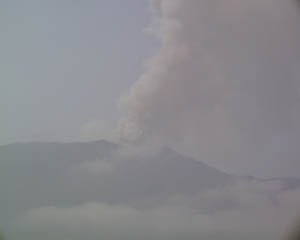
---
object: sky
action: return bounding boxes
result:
[1,0,155,145]
[2,0,300,178]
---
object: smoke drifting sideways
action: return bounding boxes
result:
[117,0,300,177]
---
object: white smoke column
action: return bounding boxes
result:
[118,0,300,177]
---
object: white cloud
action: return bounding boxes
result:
[16,181,300,240]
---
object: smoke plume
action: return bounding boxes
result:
[118,0,300,177]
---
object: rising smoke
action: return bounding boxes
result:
[118,0,300,177]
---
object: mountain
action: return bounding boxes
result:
[1,140,299,240]
[0,141,233,217]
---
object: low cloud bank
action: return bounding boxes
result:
[16,181,300,240]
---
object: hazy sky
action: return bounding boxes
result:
[2,0,300,177]
[1,0,155,145]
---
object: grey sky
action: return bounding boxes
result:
[2,0,300,178]
[1,0,155,145]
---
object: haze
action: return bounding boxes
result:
[1,1,300,240]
